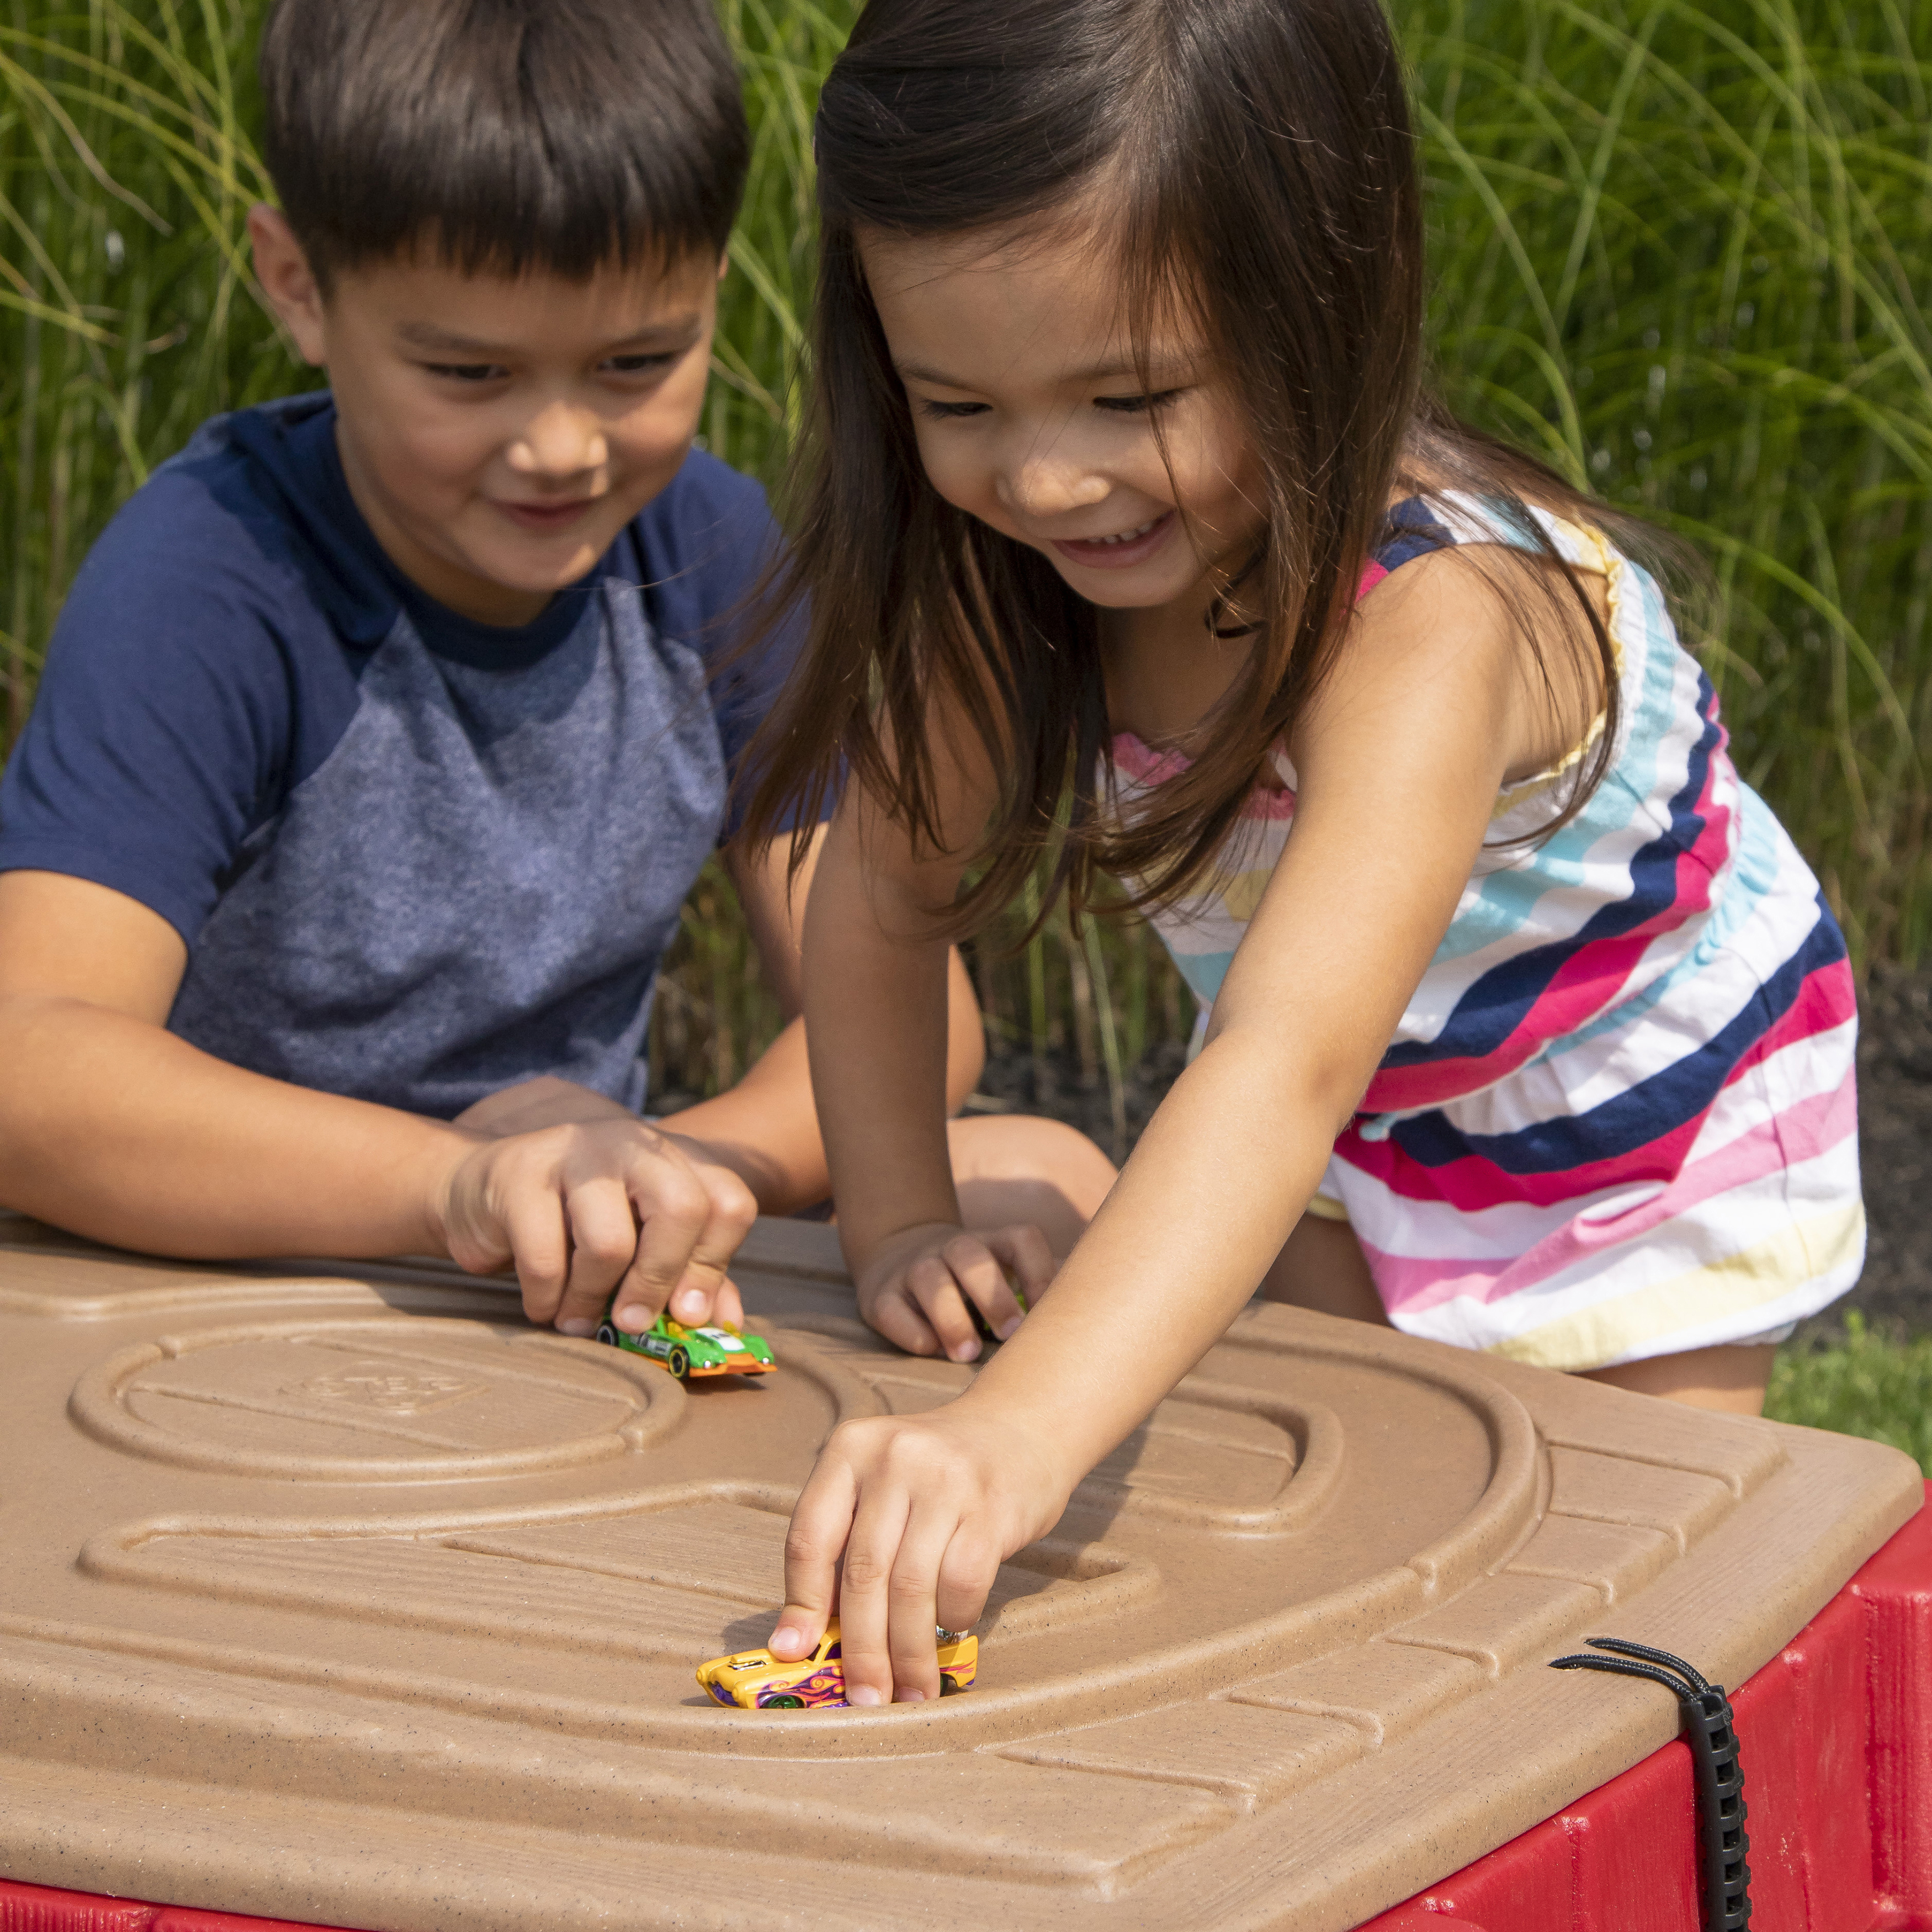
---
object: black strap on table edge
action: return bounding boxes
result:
[1548,1636,1750,1929]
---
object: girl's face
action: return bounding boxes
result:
[858,225,1263,618]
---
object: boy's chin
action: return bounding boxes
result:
[415,537,610,626]
[479,524,619,590]
[496,548,604,590]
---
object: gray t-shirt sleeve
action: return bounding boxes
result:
[0,464,352,944]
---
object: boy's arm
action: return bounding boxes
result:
[0,869,757,1334]
[645,826,987,1216]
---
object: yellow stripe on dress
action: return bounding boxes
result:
[1487,1200,1867,1373]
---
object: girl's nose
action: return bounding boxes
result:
[999,449,1111,523]
[507,403,608,480]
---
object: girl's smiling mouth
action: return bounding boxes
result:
[1049,509,1175,570]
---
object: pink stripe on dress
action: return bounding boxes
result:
[1362,1065,1859,1317]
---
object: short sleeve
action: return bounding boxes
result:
[0,462,352,945]
[630,449,820,838]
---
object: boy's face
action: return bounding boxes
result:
[251,208,721,627]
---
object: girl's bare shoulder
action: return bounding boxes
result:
[1333,530,1611,791]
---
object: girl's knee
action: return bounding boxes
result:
[1259,1214,1388,1326]
[947,1114,1116,1205]
[1580,1343,1775,1415]
[946,1114,1117,1257]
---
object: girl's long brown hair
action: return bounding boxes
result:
[738,0,1660,934]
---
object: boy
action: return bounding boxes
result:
[0,0,1113,1348]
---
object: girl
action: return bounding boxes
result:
[741,0,1865,1705]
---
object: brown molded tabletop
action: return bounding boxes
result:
[0,1213,1918,1930]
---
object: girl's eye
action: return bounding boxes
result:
[423,362,508,384]
[603,352,678,376]
[1094,389,1184,414]
[917,398,991,420]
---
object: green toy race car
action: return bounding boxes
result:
[593,1304,776,1379]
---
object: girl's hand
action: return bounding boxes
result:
[434,1121,758,1336]
[770,1399,1074,1702]
[856,1220,1057,1362]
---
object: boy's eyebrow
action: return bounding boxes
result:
[394,315,706,355]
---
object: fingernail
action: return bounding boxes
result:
[895,1686,927,1703]
[995,1316,1023,1341]
[614,1304,648,1330]
[949,1340,981,1363]
[556,1318,595,1337]
[769,1624,806,1657]
[846,1684,883,1707]
[674,1289,707,1319]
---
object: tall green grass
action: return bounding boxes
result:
[3,0,1928,1119]
[1414,0,1932,965]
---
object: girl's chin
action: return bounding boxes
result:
[1045,553,1206,613]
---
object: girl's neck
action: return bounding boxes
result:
[1100,573,1257,751]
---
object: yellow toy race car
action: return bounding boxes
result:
[696,1618,978,1708]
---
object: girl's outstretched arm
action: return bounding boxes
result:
[778,554,1554,1704]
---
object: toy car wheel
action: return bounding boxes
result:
[939,1674,962,1696]
[666,1346,690,1378]
[766,1694,804,1708]
[595,1321,618,1346]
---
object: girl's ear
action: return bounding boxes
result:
[246,204,328,368]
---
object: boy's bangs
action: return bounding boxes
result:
[261,0,749,284]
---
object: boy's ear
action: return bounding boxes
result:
[247,204,328,368]
[718,248,730,284]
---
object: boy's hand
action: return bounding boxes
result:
[854,1220,1057,1363]
[770,1399,1073,1703]
[436,1120,758,1336]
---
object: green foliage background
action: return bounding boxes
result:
[1768,1313,1932,1471]
[3,0,1929,1139]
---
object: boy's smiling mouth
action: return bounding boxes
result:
[1049,510,1174,570]
[494,496,600,533]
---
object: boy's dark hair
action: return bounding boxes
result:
[739,0,1658,935]
[259,0,749,286]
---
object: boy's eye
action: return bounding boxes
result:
[917,397,991,420]
[603,352,679,376]
[423,362,508,384]
[1094,389,1185,414]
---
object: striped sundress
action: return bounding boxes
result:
[1112,492,1863,1372]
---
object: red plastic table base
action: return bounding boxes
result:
[1363,1479,1932,1932]
[6,1483,1932,1932]
[0,1890,321,1932]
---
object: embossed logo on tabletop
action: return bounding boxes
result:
[67,1318,686,1480]
[294,1366,484,1414]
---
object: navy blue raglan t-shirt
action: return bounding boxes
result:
[0,392,808,1118]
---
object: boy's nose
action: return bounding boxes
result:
[508,404,607,480]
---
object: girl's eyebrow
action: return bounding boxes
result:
[894,355,1181,388]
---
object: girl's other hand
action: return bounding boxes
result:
[434,1120,758,1337]
[856,1220,1057,1362]
[770,1400,1073,1703]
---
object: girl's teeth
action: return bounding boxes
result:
[1095,518,1159,545]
